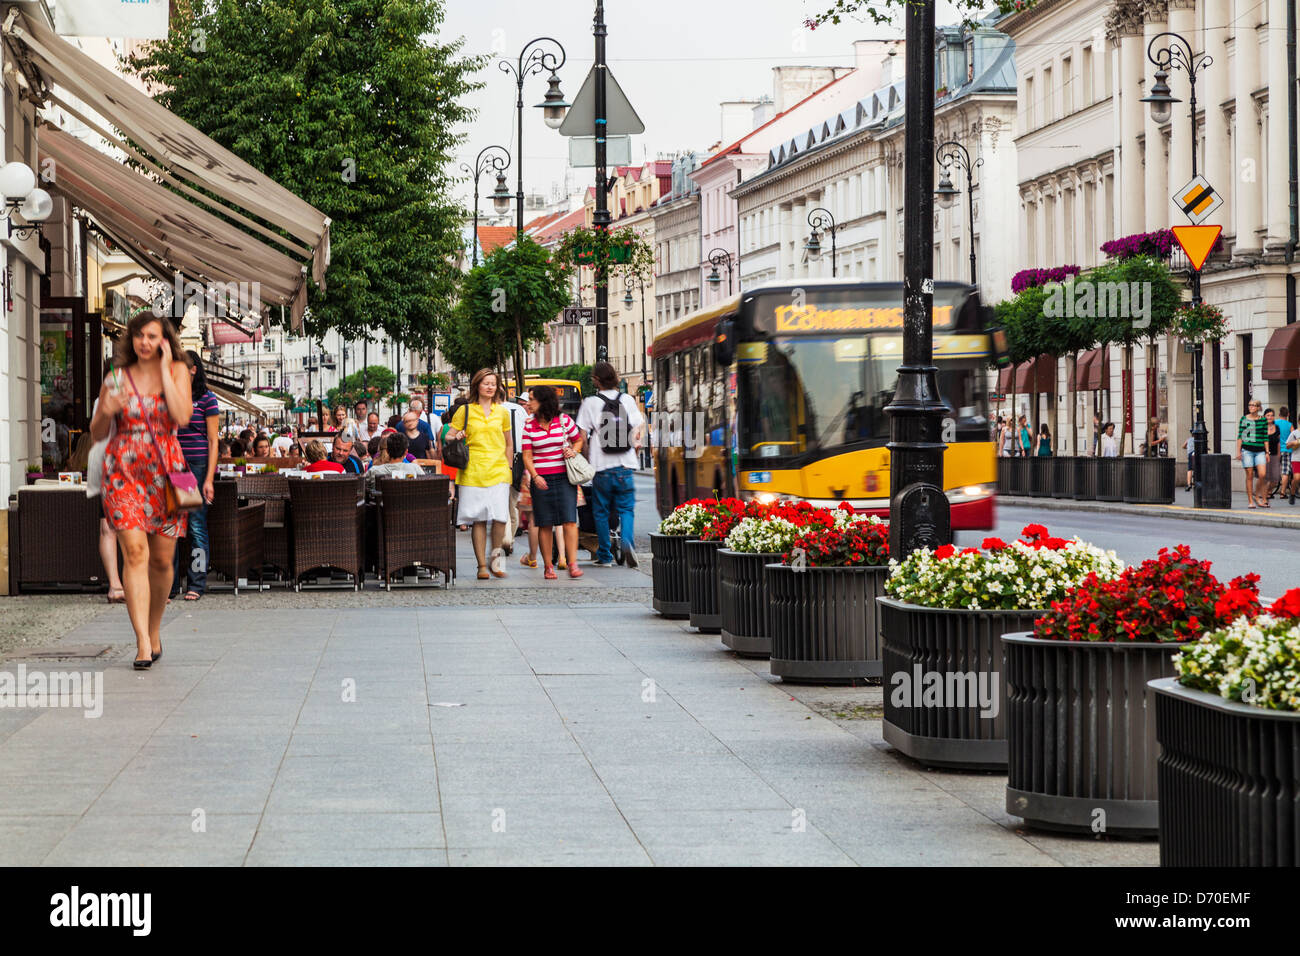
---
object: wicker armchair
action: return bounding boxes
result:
[286,476,366,590]
[375,475,454,589]
[10,488,105,591]
[236,473,290,579]
[207,480,265,595]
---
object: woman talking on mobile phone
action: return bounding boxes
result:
[90,312,192,670]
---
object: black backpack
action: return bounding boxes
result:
[596,394,633,454]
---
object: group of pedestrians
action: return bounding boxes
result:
[1236,402,1296,507]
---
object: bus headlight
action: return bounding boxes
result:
[947,483,994,503]
[755,492,778,505]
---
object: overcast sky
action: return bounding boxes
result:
[442,0,978,212]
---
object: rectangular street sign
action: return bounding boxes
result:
[1173,175,1222,225]
[562,307,595,326]
[568,135,631,168]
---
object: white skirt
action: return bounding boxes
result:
[458,483,510,524]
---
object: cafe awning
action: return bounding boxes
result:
[997,364,1014,393]
[1072,347,1110,391]
[4,9,330,327]
[1262,325,1300,381]
[210,385,264,418]
[39,127,308,326]
[1014,353,1057,393]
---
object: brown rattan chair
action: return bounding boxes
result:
[286,475,366,590]
[207,479,265,595]
[10,487,105,591]
[236,473,290,580]
[375,475,455,589]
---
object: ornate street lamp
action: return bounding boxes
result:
[460,145,511,267]
[934,140,982,286]
[804,206,838,277]
[0,161,53,240]
[1142,31,1213,508]
[498,38,568,239]
[706,247,734,295]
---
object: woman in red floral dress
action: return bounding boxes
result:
[90,312,192,670]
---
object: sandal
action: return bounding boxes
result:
[477,566,490,580]
[568,566,584,579]
[544,566,557,580]
[106,588,125,604]
[184,591,202,602]
[557,558,567,570]
[520,554,537,568]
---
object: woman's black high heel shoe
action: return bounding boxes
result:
[133,657,152,670]
[151,640,162,663]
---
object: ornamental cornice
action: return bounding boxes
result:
[1104,0,1146,40]
[1140,0,1168,23]
[1166,0,1195,9]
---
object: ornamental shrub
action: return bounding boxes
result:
[1174,589,1300,711]
[1010,265,1082,294]
[725,516,803,554]
[885,523,1124,610]
[1100,229,1176,260]
[658,499,722,536]
[1033,545,1260,643]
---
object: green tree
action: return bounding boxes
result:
[326,365,396,410]
[440,238,572,390]
[125,0,484,351]
[807,0,1038,28]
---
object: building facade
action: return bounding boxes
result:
[1002,0,1300,476]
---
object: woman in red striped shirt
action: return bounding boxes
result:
[522,385,585,580]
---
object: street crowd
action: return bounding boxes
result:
[86,310,647,671]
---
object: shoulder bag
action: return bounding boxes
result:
[125,369,202,515]
[441,404,471,470]
[562,414,597,486]
[509,406,526,488]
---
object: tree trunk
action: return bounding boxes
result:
[1068,351,1078,455]
[1123,343,1134,455]
[513,312,527,399]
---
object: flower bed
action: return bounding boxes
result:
[1004,547,1259,835]
[880,525,1123,769]
[717,516,806,657]
[651,499,725,618]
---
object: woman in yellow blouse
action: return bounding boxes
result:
[445,368,514,579]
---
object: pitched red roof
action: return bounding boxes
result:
[697,70,857,170]
[533,208,586,245]
[477,226,516,255]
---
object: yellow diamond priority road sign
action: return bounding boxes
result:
[1173,174,1222,225]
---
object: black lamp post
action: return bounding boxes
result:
[934,140,982,286]
[498,39,569,240]
[887,0,950,560]
[804,207,838,277]
[705,247,734,296]
[621,274,649,387]
[1141,30,1212,508]
[461,145,512,267]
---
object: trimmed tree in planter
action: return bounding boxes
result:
[766,513,890,685]
[879,524,1125,769]
[1004,547,1261,836]
[1157,589,1300,865]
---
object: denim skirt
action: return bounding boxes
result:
[532,472,577,527]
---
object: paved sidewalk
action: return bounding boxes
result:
[1000,487,1300,528]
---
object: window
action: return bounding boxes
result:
[1081,45,1094,106]
[1042,67,1052,124]
[1024,75,1035,129]
[266,370,277,388]
[1061,56,1072,115]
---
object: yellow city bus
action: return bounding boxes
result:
[507,376,583,417]
[650,279,996,529]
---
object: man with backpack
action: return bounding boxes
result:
[577,362,646,568]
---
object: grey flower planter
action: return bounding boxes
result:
[1073,456,1099,501]
[1026,456,1054,497]
[685,538,724,633]
[997,457,1027,496]
[1003,633,1180,836]
[1152,678,1300,866]
[1122,456,1175,504]
[717,549,782,658]
[879,598,1046,770]
[1051,456,1076,499]
[1095,456,1123,501]
[650,532,692,618]
[767,563,889,685]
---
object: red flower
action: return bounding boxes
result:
[1268,588,1300,619]
[934,544,956,560]
[982,537,1007,550]
[1021,523,1049,542]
